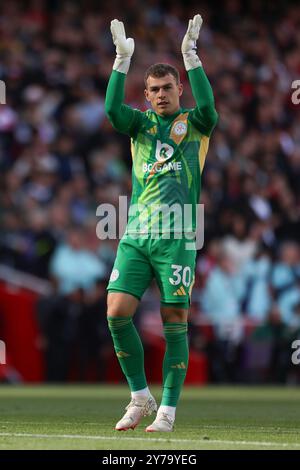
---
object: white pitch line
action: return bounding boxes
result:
[0,432,300,448]
[1,422,300,433]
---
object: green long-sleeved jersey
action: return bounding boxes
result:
[105,67,218,235]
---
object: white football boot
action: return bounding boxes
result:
[115,395,157,431]
[145,412,174,432]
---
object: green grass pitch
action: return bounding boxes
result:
[0,385,300,450]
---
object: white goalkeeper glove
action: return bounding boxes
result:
[181,14,203,71]
[110,19,135,74]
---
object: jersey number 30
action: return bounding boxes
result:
[169,264,191,287]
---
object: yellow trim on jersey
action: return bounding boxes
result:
[130,139,135,160]
[198,135,210,173]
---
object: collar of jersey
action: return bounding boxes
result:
[155,108,182,125]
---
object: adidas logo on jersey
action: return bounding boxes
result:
[173,286,187,296]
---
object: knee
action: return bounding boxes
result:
[107,299,127,318]
[107,293,138,318]
[161,306,188,323]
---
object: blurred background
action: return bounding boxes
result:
[0,0,300,386]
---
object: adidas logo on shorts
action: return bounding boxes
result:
[173,286,187,296]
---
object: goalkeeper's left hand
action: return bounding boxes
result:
[181,14,203,71]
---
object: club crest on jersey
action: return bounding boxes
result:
[173,121,187,136]
[109,269,119,282]
[170,113,188,145]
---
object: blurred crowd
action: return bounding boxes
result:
[0,0,300,383]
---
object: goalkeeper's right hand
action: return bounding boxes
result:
[110,19,135,74]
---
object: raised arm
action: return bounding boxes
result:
[105,19,143,135]
[181,15,218,136]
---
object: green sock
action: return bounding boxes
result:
[162,322,189,407]
[107,316,147,392]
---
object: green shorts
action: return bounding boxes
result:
[107,234,197,308]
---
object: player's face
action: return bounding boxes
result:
[144,74,183,116]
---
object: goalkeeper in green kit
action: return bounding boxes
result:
[105,15,218,432]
